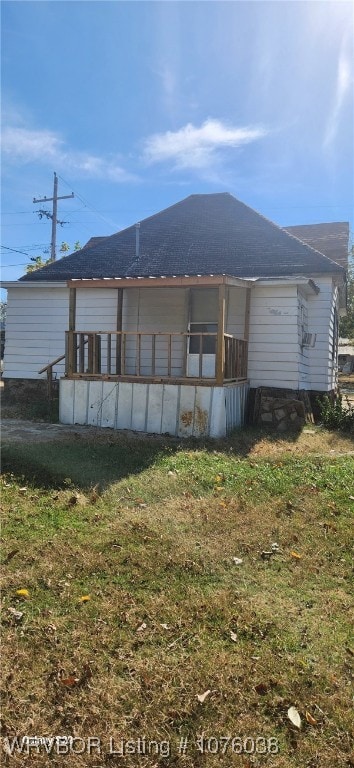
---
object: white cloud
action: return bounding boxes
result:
[323,40,352,148]
[1,125,137,182]
[143,118,268,169]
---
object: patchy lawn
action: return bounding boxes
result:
[1,428,353,767]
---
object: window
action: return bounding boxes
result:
[189,322,217,354]
[188,289,218,354]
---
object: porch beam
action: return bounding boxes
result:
[216,283,226,385]
[116,288,123,375]
[67,275,253,290]
[244,287,251,341]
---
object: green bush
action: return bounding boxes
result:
[318,394,354,432]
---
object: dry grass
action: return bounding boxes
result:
[1,429,353,767]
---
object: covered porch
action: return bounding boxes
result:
[59,275,251,437]
[64,274,251,386]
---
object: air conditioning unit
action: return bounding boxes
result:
[302,331,317,348]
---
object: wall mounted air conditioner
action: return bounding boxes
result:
[302,331,317,348]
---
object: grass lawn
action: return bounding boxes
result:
[1,427,353,767]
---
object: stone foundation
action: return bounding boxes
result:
[251,387,315,431]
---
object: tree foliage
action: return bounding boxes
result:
[25,242,81,273]
[339,246,354,341]
[0,300,7,323]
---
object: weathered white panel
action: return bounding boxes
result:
[131,384,148,431]
[87,381,103,426]
[73,380,88,424]
[59,379,74,424]
[160,385,178,434]
[146,384,163,433]
[101,382,118,428]
[209,388,227,437]
[193,387,212,436]
[225,382,249,431]
[59,380,249,438]
[116,383,133,429]
[178,386,197,437]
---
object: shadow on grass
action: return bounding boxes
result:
[0,425,306,491]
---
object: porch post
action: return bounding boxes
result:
[67,287,76,376]
[116,288,123,375]
[244,287,251,342]
[216,282,226,385]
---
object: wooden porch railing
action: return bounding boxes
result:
[224,336,248,380]
[64,330,248,383]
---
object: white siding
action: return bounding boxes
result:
[247,285,301,389]
[3,287,69,379]
[307,277,338,391]
[298,288,311,390]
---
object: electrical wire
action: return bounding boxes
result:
[57,174,119,230]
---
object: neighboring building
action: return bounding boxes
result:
[2,193,348,436]
[338,338,354,373]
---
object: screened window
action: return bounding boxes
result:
[189,322,217,354]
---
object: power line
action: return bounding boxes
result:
[2,263,29,268]
[1,246,31,256]
[57,174,119,230]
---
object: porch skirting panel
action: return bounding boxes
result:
[59,379,249,438]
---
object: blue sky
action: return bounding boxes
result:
[1,0,353,288]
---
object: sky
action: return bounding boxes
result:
[1,0,353,292]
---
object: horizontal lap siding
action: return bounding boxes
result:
[307,277,336,391]
[298,289,310,389]
[4,287,69,379]
[248,285,300,389]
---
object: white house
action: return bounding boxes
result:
[2,193,347,436]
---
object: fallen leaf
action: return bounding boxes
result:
[290,551,302,560]
[78,595,91,603]
[305,712,317,726]
[80,663,93,683]
[232,557,243,565]
[16,589,30,598]
[254,682,268,695]
[90,485,100,503]
[137,622,147,632]
[197,689,211,703]
[60,676,79,687]
[230,631,237,642]
[67,493,88,507]
[288,706,301,728]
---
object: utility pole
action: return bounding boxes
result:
[33,172,74,261]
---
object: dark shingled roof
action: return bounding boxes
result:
[20,193,345,282]
[284,222,349,271]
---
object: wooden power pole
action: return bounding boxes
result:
[33,172,74,261]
